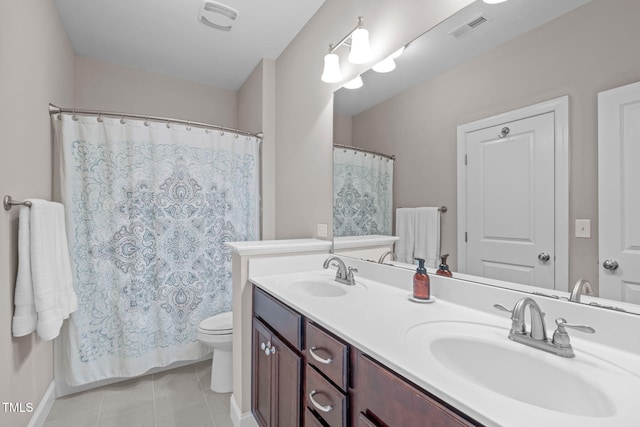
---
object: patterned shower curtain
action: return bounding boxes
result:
[53,113,259,386]
[333,147,393,237]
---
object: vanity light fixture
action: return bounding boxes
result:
[321,16,373,83]
[372,46,405,73]
[483,0,508,4]
[343,75,363,89]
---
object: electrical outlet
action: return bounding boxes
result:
[575,219,591,238]
[317,223,328,238]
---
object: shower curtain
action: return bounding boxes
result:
[333,147,393,237]
[53,113,259,386]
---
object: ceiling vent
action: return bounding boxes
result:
[198,1,239,32]
[448,14,490,39]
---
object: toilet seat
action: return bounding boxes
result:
[198,311,232,335]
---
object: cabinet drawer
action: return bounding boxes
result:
[305,365,346,427]
[354,354,479,426]
[254,286,302,350]
[305,321,348,390]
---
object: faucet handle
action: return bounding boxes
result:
[493,303,513,314]
[554,318,595,334]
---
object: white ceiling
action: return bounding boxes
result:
[53,0,325,90]
[334,0,591,116]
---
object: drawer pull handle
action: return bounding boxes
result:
[309,346,333,364]
[308,390,333,413]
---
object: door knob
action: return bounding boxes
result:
[603,259,619,271]
[538,252,551,262]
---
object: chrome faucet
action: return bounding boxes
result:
[378,250,397,264]
[569,279,594,302]
[323,256,358,286]
[494,297,595,358]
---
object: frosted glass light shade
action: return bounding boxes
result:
[321,53,342,83]
[391,46,405,59]
[348,28,372,64]
[343,75,363,89]
[372,56,396,73]
[483,0,508,3]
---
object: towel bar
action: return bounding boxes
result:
[3,195,32,211]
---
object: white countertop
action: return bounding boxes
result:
[249,254,640,427]
[225,238,331,256]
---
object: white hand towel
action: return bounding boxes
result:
[414,207,440,269]
[12,206,37,336]
[395,208,415,263]
[12,200,77,340]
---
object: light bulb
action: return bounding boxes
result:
[372,56,396,73]
[348,28,372,64]
[343,75,363,89]
[321,53,342,83]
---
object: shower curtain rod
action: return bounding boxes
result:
[333,143,396,161]
[48,104,263,139]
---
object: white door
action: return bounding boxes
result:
[598,81,640,303]
[463,112,556,288]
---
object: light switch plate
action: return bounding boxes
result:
[317,223,328,238]
[575,219,591,238]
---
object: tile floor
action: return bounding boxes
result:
[44,360,233,427]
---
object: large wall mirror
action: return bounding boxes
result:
[332,0,640,314]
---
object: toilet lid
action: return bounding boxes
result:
[199,311,232,334]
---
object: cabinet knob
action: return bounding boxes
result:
[265,345,276,356]
[260,342,266,351]
[308,390,333,413]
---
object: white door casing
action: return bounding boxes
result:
[457,96,569,290]
[598,81,640,303]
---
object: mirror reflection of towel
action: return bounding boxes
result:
[395,208,415,263]
[395,207,441,268]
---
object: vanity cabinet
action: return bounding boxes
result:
[252,288,303,427]
[252,285,481,427]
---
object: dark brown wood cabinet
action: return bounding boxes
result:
[252,285,482,427]
[252,288,303,427]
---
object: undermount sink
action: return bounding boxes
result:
[286,276,366,297]
[406,321,618,418]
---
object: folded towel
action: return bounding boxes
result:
[395,208,415,263]
[414,207,440,269]
[12,200,77,340]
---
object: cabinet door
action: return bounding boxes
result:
[272,333,302,427]
[253,319,273,427]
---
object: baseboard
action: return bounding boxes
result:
[230,393,258,427]
[27,381,55,427]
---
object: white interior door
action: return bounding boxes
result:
[598,81,640,303]
[463,112,555,288]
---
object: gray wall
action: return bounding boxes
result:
[0,1,76,426]
[349,0,640,292]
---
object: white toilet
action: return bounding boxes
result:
[197,311,233,393]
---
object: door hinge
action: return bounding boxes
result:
[464,154,468,165]
[465,232,467,242]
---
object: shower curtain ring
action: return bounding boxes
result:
[166,120,171,129]
[120,114,126,125]
[72,109,78,121]
[97,112,103,123]
[234,134,239,139]
[144,118,149,127]
[205,128,211,134]
[186,122,192,131]
[220,130,224,136]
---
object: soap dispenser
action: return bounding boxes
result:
[413,258,430,300]
[436,254,452,277]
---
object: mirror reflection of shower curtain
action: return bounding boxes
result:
[333,147,393,237]
[53,114,260,386]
